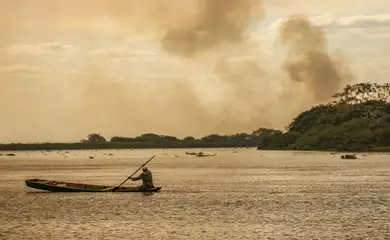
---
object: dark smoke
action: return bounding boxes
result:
[162,0,264,56]
[279,15,353,102]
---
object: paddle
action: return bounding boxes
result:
[111,155,155,192]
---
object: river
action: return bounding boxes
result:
[0,148,389,239]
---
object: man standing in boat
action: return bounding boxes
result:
[130,167,154,189]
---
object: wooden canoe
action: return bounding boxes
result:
[25,178,162,192]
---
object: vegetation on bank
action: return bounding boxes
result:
[0,82,389,152]
[258,82,390,151]
[0,132,275,151]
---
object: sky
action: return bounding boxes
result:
[0,0,389,143]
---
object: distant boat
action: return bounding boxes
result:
[195,152,217,157]
[185,151,217,157]
[25,179,162,192]
[185,151,198,155]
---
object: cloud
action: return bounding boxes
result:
[88,47,156,59]
[353,55,390,83]
[271,14,390,29]
[265,0,390,14]
[338,15,390,28]
[365,32,390,39]
[6,42,73,55]
[270,14,390,40]
[0,65,41,75]
[266,0,390,7]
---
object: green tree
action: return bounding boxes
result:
[258,82,390,151]
[86,133,107,144]
[332,82,390,104]
[183,136,196,141]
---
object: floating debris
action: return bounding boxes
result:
[6,153,15,156]
[341,154,357,159]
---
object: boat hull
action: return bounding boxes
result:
[25,179,162,192]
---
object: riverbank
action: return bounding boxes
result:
[0,142,256,151]
[1,142,389,152]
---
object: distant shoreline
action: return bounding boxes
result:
[0,142,389,153]
[0,142,257,152]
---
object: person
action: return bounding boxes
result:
[130,167,154,189]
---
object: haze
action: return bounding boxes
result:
[1,0,389,143]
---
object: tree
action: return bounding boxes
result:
[86,133,107,144]
[140,133,161,141]
[201,134,228,141]
[332,82,390,105]
[183,136,196,141]
[252,128,283,137]
[160,135,179,141]
[110,136,135,142]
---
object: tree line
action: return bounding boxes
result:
[82,128,282,147]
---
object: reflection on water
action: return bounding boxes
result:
[0,149,389,239]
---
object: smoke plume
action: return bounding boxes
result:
[279,15,353,101]
[162,0,264,56]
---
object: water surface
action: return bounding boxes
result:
[0,149,389,239]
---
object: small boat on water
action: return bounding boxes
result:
[25,178,162,192]
[185,151,217,157]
